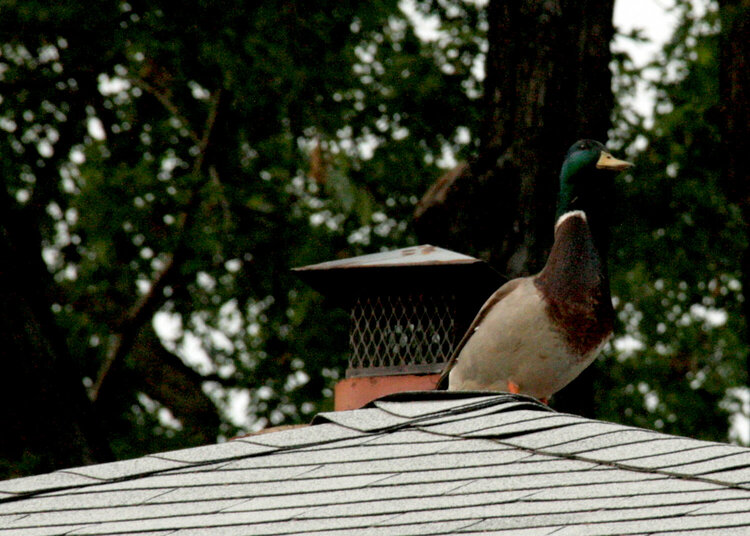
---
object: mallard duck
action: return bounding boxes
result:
[438,140,633,402]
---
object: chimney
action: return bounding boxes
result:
[294,245,502,410]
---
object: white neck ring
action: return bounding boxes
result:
[555,210,587,231]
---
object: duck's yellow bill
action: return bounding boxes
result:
[596,152,634,171]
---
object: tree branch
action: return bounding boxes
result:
[128,76,202,146]
[130,324,221,443]
[90,88,223,401]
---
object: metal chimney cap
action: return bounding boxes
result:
[294,245,480,271]
[293,244,502,300]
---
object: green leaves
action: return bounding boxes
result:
[2,0,747,478]
[1,0,488,464]
[603,0,748,444]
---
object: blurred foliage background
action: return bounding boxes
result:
[0,0,748,477]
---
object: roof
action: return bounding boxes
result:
[2,392,750,535]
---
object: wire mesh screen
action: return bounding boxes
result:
[347,293,456,377]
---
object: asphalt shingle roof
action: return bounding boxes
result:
[2,391,750,535]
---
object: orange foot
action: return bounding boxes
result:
[508,381,548,405]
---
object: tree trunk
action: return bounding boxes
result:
[0,193,111,477]
[415,0,615,416]
[718,0,750,378]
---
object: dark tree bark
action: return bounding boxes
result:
[718,0,750,376]
[416,0,615,416]
[0,192,112,477]
[115,325,221,447]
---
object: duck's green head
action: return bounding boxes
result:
[556,139,633,221]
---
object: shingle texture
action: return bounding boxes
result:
[2,391,750,535]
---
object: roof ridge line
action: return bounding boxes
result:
[365,394,552,432]
[0,428,372,505]
[417,424,750,494]
[553,451,750,493]
[333,395,750,493]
